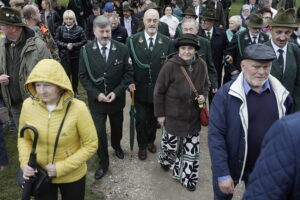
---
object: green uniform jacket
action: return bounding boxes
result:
[265,40,300,111]
[225,30,269,72]
[79,39,133,113]
[197,36,218,89]
[126,32,174,103]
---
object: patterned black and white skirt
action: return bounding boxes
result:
[158,128,200,189]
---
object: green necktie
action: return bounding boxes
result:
[207,31,211,40]
[149,37,154,51]
[278,49,284,73]
[101,46,107,62]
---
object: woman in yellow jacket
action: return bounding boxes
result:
[18,59,98,200]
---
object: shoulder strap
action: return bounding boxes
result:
[237,33,243,57]
[82,45,104,85]
[129,37,150,69]
[180,66,199,97]
[52,101,72,163]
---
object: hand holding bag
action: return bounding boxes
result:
[180,66,209,126]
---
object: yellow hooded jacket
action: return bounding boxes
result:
[18,59,98,183]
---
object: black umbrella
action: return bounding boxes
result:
[129,89,136,152]
[20,126,39,200]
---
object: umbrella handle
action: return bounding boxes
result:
[131,89,135,106]
[20,126,39,154]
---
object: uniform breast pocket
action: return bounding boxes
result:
[112,60,124,70]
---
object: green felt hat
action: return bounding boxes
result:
[268,8,299,28]
[245,13,265,28]
[0,7,26,27]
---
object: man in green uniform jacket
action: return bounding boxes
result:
[265,8,300,111]
[225,13,269,80]
[79,16,133,180]
[127,9,174,160]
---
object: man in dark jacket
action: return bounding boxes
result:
[225,13,269,80]
[120,4,138,37]
[79,15,133,180]
[208,44,293,200]
[109,13,128,44]
[243,111,300,200]
[127,9,174,161]
[86,4,101,41]
[265,8,300,111]
[199,9,228,89]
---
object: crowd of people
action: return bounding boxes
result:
[0,0,299,199]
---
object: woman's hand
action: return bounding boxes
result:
[67,43,73,50]
[196,95,206,104]
[22,163,37,180]
[157,117,166,126]
[45,163,57,177]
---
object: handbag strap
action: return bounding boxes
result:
[180,66,199,97]
[52,101,72,163]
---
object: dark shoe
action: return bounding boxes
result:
[160,164,169,172]
[147,143,157,153]
[138,149,147,160]
[94,168,106,180]
[186,185,196,192]
[115,147,124,159]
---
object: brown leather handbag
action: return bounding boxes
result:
[180,66,209,126]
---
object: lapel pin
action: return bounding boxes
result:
[92,42,97,50]
[112,44,117,51]
[138,37,144,43]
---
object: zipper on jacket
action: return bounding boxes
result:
[47,111,51,164]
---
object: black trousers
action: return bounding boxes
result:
[62,57,79,93]
[35,176,85,200]
[135,102,157,150]
[91,111,123,171]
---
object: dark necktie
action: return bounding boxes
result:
[101,46,107,62]
[149,37,154,51]
[252,36,257,44]
[278,49,284,72]
[207,31,211,40]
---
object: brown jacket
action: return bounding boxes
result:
[154,54,210,136]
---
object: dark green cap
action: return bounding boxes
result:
[0,7,26,26]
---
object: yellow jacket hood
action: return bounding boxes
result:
[25,59,73,102]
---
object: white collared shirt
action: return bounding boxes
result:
[195,6,200,23]
[271,39,287,73]
[144,31,157,48]
[205,27,213,38]
[249,33,259,44]
[124,16,132,36]
[97,40,111,62]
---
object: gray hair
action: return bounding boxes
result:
[181,18,199,30]
[93,15,111,29]
[229,15,242,26]
[23,4,38,20]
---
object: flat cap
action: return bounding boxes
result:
[243,44,276,61]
